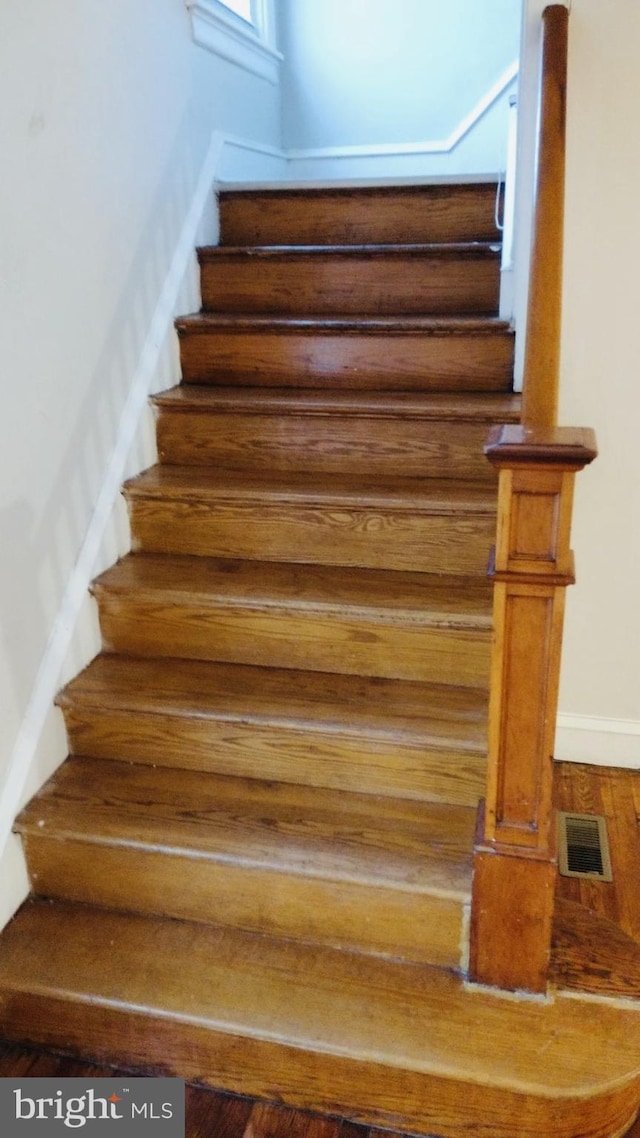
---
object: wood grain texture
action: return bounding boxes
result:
[1,901,640,1138]
[18,758,473,967]
[4,764,640,1137]
[154,387,519,482]
[198,244,500,317]
[154,386,521,422]
[219,184,500,246]
[93,553,494,623]
[176,315,514,391]
[485,423,597,470]
[93,554,492,686]
[598,771,640,945]
[470,834,557,992]
[552,897,640,1000]
[4,1038,636,1138]
[625,1111,640,1138]
[0,1043,120,1078]
[2,174,634,1138]
[0,1044,370,1138]
[245,1102,340,1138]
[124,467,497,575]
[555,764,640,940]
[471,434,595,991]
[59,655,489,806]
[521,4,569,428]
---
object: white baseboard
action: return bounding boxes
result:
[0,126,230,931]
[555,714,640,769]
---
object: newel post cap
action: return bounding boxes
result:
[484,424,597,469]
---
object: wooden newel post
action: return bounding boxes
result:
[469,423,596,992]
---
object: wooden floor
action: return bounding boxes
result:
[554,763,640,942]
[1,760,639,1138]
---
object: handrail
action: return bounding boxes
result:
[521,4,569,428]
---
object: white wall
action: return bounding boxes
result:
[553,0,640,766]
[0,0,282,921]
[277,0,520,179]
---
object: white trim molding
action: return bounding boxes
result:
[286,61,518,162]
[499,93,519,321]
[216,133,288,181]
[186,0,283,84]
[555,714,640,769]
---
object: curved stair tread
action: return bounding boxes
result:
[1,901,640,1138]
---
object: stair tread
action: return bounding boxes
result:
[3,899,640,1100]
[124,465,498,512]
[94,554,492,628]
[198,242,500,259]
[177,312,513,334]
[18,758,475,895]
[58,655,489,753]
[154,384,521,421]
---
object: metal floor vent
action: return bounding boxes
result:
[558,811,613,881]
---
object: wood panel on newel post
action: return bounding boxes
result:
[469,423,596,992]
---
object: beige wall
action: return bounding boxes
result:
[555,0,640,762]
[0,0,282,886]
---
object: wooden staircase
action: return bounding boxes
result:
[2,183,640,1138]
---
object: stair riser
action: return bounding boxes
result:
[63,707,487,806]
[24,837,465,968]
[199,255,499,317]
[178,328,514,390]
[1,992,635,1138]
[97,598,491,687]
[156,409,497,481]
[128,499,496,574]
[220,186,500,246]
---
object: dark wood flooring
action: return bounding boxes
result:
[1,761,639,1138]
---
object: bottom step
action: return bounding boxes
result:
[0,902,639,1138]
